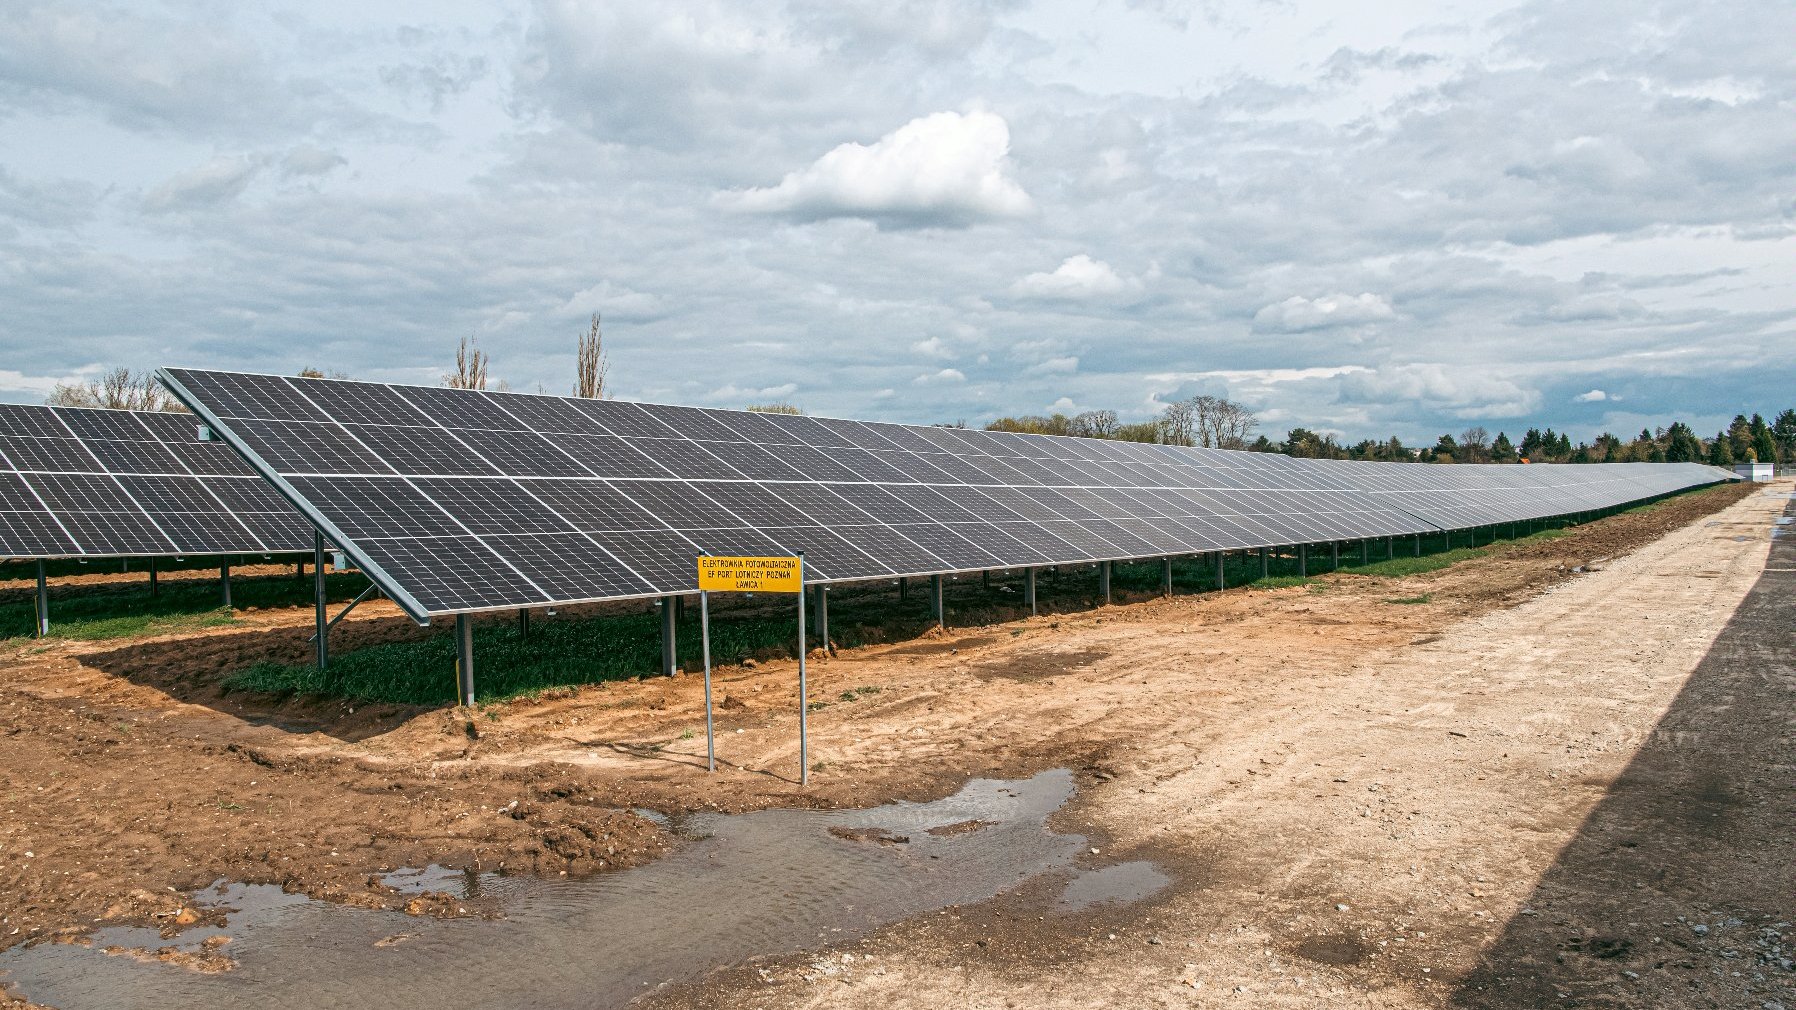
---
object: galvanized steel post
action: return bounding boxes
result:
[815,585,829,654]
[1215,551,1225,591]
[1162,557,1173,597]
[797,553,809,786]
[1413,533,1421,557]
[1024,567,1037,614]
[149,557,159,597]
[517,608,530,638]
[931,574,944,628]
[220,561,232,608]
[312,530,328,671]
[660,597,677,676]
[700,587,714,772]
[1259,546,1269,579]
[1298,544,1308,577]
[34,560,48,638]
[1099,560,1111,603]
[455,613,475,707]
[1361,539,1369,564]
[1330,541,1339,570]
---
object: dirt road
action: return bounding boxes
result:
[2,481,1788,1009]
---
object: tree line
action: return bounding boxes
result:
[986,398,1795,467]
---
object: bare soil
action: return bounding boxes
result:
[3,481,1789,1010]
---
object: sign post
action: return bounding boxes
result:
[695,553,806,782]
[699,564,714,773]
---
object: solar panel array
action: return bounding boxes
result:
[1328,459,1732,529]
[0,404,313,560]
[159,369,1732,622]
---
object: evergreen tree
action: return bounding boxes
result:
[1520,428,1544,459]
[1664,422,1704,463]
[1709,434,1734,467]
[1753,428,1778,467]
[1491,431,1516,462]
[1431,434,1458,463]
[1773,409,1796,463]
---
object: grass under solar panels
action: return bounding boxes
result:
[0,567,369,641]
[212,523,1604,705]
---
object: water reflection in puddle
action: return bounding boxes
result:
[2,769,1161,1009]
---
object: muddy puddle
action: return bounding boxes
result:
[1,769,1162,1009]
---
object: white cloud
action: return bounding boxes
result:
[706,381,798,403]
[911,336,954,359]
[0,366,100,397]
[914,368,967,384]
[1252,293,1395,332]
[721,111,1032,226]
[1012,255,1140,299]
[558,280,666,321]
[281,145,346,177]
[1335,363,1540,419]
[1025,356,1079,375]
[142,155,263,213]
[1574,388,1608,402]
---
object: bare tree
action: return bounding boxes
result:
[46,367,185,412]
[444,336,489,390]
[1158,395,1257,448]
[574,313,609,399]
[1068,409,1120,439]
[1459,426,1491,463]
[746,401,803,415]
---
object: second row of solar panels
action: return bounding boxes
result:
[0,404,313,558]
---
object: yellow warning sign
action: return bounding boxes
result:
[696,555,803,593]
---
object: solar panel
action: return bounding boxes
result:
[158,369,1734,623]
[0,404,312,560]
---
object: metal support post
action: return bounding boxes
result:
[34,560,49,638]
[312,531,328,671]
[1298,544,1308,577]
[1330,542,1339,570]
[220,561,232,608]
[1414,533,1421,557]
[1361,539,1369,564]
[931,574,944,629]
[899,576,907,602]
[814,586,829,654]
[700,588,715,772]
[1099,560,1112,603]
[1024,567,1037,614]
[1162,557,1173,597]
[1386,536,1393,559]
[1216,551,1225,590]
[982,570,990,589]
[660,597,677,676]
[797,554,809,786]
[149,557,159,597]
[517,608,531,638]
[455,613,475,707]
[1259,546,1269,579]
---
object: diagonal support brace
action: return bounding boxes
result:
[308,581,379,643]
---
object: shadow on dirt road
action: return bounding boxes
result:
[1452,495,1795,1008]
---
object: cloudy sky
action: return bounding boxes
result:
[1,0,1790,444]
